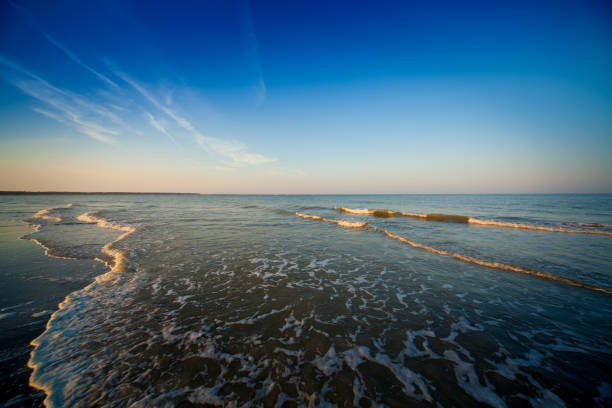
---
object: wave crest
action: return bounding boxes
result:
[296,212,367,229]
[336,207,612,235]
[28,208,137,407]
[76,211,135,273]
[298,211,611,296]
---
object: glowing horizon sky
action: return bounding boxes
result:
[1,0,611,193]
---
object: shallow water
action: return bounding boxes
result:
[1,194,611,407]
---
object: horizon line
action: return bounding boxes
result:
[1,191,611,196]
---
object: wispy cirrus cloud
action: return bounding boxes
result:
[144,111,178,146]
[1,54,278,163]
[30,107,65,123]
[29,105,117,144]
[80,129,117,145]
[1,56,119,144]
[39,31,119,89]
[2,33,276,164]
[112,68,276,165]
[0,56,67,96]
[8,0,119,89]
[240,2,266,106]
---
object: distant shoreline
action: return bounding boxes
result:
[1,191,610,196]
[0,191,202,195]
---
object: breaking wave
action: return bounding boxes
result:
[15,198,611,407]
[22,204,87,260]
[32,208,62,222]
[30,203,77,222]
[467,217,612,235]
[297,211,612,296]
[75,211,136,273]
[335,207,612,236]
[27,208,137,406]
[296,212,368,229]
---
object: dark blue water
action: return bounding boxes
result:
[1,194,611,407]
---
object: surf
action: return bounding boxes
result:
[297,211,612,296]
[296,211,368,229]
[26,207,137,407]
[22,204,87,261]
[30,203,77,223]
[335,207,612,236]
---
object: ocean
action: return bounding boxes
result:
[1,194,611,407]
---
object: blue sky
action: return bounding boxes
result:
[0,0,611,193]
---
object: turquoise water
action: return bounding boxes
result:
[1,194,611,407]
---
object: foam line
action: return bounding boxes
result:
[297,212,612,296]
[467,217,612,235]
[296,212,367,229]
[32,208,62,222]
[22,204,84,260]
[21,237,81,262]
[75,211,135,273]
[335,207,612,236]
[336,207,426,219]
[27,209,136,407]
[369,226,612,295]
[31,203,76,222]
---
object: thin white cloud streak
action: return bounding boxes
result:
[40,31,119,89]
[33,106,117,145]
[31,107,65,123]
[1,57,118,145]
[2,53,275,159]
[18,81,118,144]
[164,91,173,106]
[112,70,195,131]
[254,77,266,106]
[0,55,123,126]
[230,151,277,165]
[109,103,128,112]
[241,3,266,106]
[0,56,67,96]
[81,129,116,144]
[15,80,118,143]
[144,111,178,146]
[8,0,119,89]
[113,69,276,165]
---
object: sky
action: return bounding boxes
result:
[0,0,611,193]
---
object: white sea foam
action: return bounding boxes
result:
[31,310,53,318]
[468,217,612,236]
[444,349,509,408]
[18,200,610,407]
[27,208,137,407]
[295,211,612,295]
[1,301,35,312]
[76,211,136,273]
[30,203,79,223]
[336,206,612,235]
[312,345,341,376]
[335,207,372,215]
[32,208,62,222]
[296,212,367,229]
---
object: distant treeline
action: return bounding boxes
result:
[0,191,201,195]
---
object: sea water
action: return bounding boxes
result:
[1,194,611,407]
